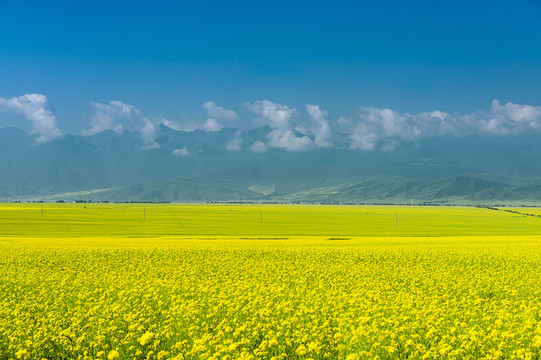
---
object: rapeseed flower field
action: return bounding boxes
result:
[1,204,541,359]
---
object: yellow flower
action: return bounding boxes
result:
[157,350,170,360]
[138,331,155,346]
[107,350,120,360]
[296,344,307,356]
[307,341,319,352]
[15,350,28,359]
[3,204,541,360]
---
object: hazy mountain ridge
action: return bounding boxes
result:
[22,176,541,204]
[2,125,541,203]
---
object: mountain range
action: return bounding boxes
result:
[2,125,541,204]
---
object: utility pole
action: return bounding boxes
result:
[260,211,263,224]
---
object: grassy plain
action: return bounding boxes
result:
[1,204,541,360]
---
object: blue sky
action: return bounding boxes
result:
[0,0,540,135]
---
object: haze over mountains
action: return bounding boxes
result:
[2,122,541,204]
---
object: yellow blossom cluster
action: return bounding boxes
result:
[1,234,541,359]
[1,204,541,359]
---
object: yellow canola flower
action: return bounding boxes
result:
[15,350,28,359]
[296,344,308,356]
[107,350,119,360]
[157,350,170,360]
[138,331,155,346]
[1,204,541,359]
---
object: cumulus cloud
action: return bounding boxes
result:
[349,107,422,150]
[0,93,63,143]
[172,148,190,156]
[246,100,298,129]
[202,118,222,132]
[347,106,463,150]
[345,99,541,150]
[225,130,243,151]
[349,125,379,150]
[161,101,237,133]
[83,100,140,135]
[200,101,238,132]
[202,101,238,120]
[267,129,314,151]
[4,95,539,154]
[249,140,268,153]
[246,100,314,151]
[84,100,165,149]
[477,99,541,135]
[139,117,160,149]
[306,104,333,148]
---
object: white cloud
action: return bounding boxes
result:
[0,93,63,143]
[83,100,140,135]
[492,99,541,124]
[360,107,421,139]
[200,101,237,133]
[4,95,540,153]
[421,110,460,135]
[139,117,160,149]
[202,101,238,120]
[344,99,541,150]
[348,107,420,150]
[267,129,314,151]
[306,104,333,148]
[202,118,222,132]
[246,100,315,151]
[477,99,541,134]
[172,148,190,156]
[84,100,166,149]
[127,99,541,153]
[246,100,297,129]
[249,140,268,153]
[225,130,243,151]
[349,125,378,150]
[479,117,508,134]
[166,102,236,133]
